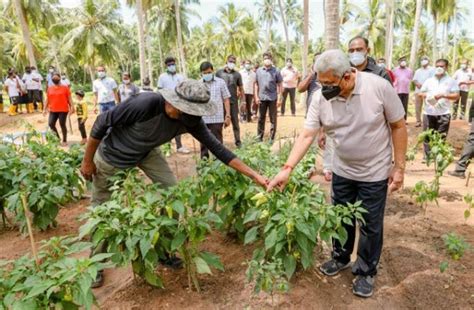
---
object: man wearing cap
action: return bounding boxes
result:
[412,56,435,127]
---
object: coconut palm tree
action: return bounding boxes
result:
[302,0,309,76]
[384,0,395,68]
[277,0,290,58]
[324,0,340,49]
[257,0,278,52]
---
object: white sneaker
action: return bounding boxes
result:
[177,146,191,154]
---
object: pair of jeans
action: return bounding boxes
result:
[452,90,469,119]
[78,118,87,139]
[281,87,296,115]
[331,173,388,276]
[175,135,183,149]
[200,123,224,159]
[257,100,277,141]
[99,101,116,114]
[230,101,241,146]
[423,114,451,157]
[398,93,409,120]
[48,112,68,142]
[455,121,474,173]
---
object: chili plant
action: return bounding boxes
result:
[0,236,112,310]
[246,258,289,303]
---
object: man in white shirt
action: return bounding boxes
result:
[22,66,44,112]
[452,59,472,120]
[92,66,119,114]
[420,59,460,157]
[280,58,300,116]
[412,56,435,127]
[4,69,25,116]
[61,73,71,88]
[157,56,190,153]
[240,59,257,122]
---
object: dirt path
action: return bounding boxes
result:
[1,106,473,309]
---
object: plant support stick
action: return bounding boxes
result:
[21,193,39,265]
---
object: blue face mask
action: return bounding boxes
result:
[167,65,176,73]
[202,73,213,82]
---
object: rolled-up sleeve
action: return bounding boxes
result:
[187,120,236,164]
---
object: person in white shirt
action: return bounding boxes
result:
[92,66,119,114]
[240,60,257,122]
[118,72,140,102]
[4,69,25,116]
[140,77,154,92]
[157,56,190,153]
[452,59,472,120]
[280,58,300,116]
[61,73,71,88]
[412,56,435,127]
[22,66,44,112]
[419,59,460,157]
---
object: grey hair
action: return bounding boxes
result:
[315,49,351,78]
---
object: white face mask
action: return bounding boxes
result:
[286,62,292,68]
[421,59,429,66]
[97,71,106,79]
[400,61,407,67]
[227,62,235,70]
[263,59,272,67]
[123,79,130,84]
[461,64,467,70]
[435,66,445,75]
[378,63,386,68]
[349,51,366,66]
[32,70,37,74]
[244,64,252,70]
[49,69,54,73]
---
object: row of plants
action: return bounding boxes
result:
[0,128,85,232]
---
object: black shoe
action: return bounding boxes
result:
[352,275,375,298]
[159,255,183,269]
[319,259,351,276]
[448,170,466,179]
[91,271,104,288]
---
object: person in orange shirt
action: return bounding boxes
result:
[43,72,75,146]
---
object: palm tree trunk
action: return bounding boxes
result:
[324,0,340,49]
[409,0,423,70]
[302,0,309,77]
[278,0,290,58]
[13,0,37,67]
[265,20,271,52]
[384,0,395,69]
[432,13,438,61]
[452,8,458,67]
[157,32,165,72]
[175,0,187,76]
[145,10,153,85]
[136,0,148,82]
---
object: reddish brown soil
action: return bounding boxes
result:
[1,105,473,309]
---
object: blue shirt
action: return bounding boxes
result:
[256,66,282,101]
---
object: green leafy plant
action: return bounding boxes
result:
[0,236,112,310]
[463,194,474,221]
[246,258,289,303]
[440,232,472,273]
[160,142,172,157]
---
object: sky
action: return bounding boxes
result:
[58,0,473,43]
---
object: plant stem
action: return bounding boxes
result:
[20,193,39,266]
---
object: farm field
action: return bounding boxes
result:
[1,105,472,309]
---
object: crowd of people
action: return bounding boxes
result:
[1,34,473,298]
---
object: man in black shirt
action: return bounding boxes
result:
[216,55,245,147]
[80,79,267,206]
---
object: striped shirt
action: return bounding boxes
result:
[202,77,231,124]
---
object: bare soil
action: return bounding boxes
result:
[1,104,473,309]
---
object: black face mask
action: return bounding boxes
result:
[179,113,201,126]
[52,78,61,85]
[321,76,344,101]
[26,70,31,74]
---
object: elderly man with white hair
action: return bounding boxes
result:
[268,49,407,298]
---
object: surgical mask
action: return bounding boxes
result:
[202,73,213,82]
[61,76,66,79]
[49,69,54,73]
[31,70,37,74]
[321,77,343,101]
[123,79,130,84]
[461,64,467,70]
[400,61,407,67]
[227,62,235,70]
[377,63,386,68]
[167,65,176,73]
[349,51,366,66]
[435,67,445,75]
[52,78,61,85]
[97,71,106,78]
[286,62,292,68]
[263,59,272,66]
[244,64,252,70]
[421,59,429,66]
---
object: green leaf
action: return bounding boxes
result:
[79,219,101,239]
[244,226,259,245]
[284,255,297,279]
[171,201,185,215]
[464,209,471,220]
[144,268,164,288]
[171,232,186,251]
[194,256,212,274]
[439,261,449,273]
[140,238,152,258]
[199,252,224,271]
[25,280,55,299]
[90,253,114,263]
[265,229,278,250]
[243,209,259,224]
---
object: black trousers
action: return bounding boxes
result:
[331,173,388,277]
[423,114,451,157]
[455,121,474,172]
[257,100,277,141]
[244,94,253,122]
[452,90,469,119]
[175,135,183,149]
[78,118,87,139]
[230,101,241,146]
[398,93,409,120]
[469,98,474,123]
[49,112,68,142]
[281,87,296,115]
[200,123,223,159]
